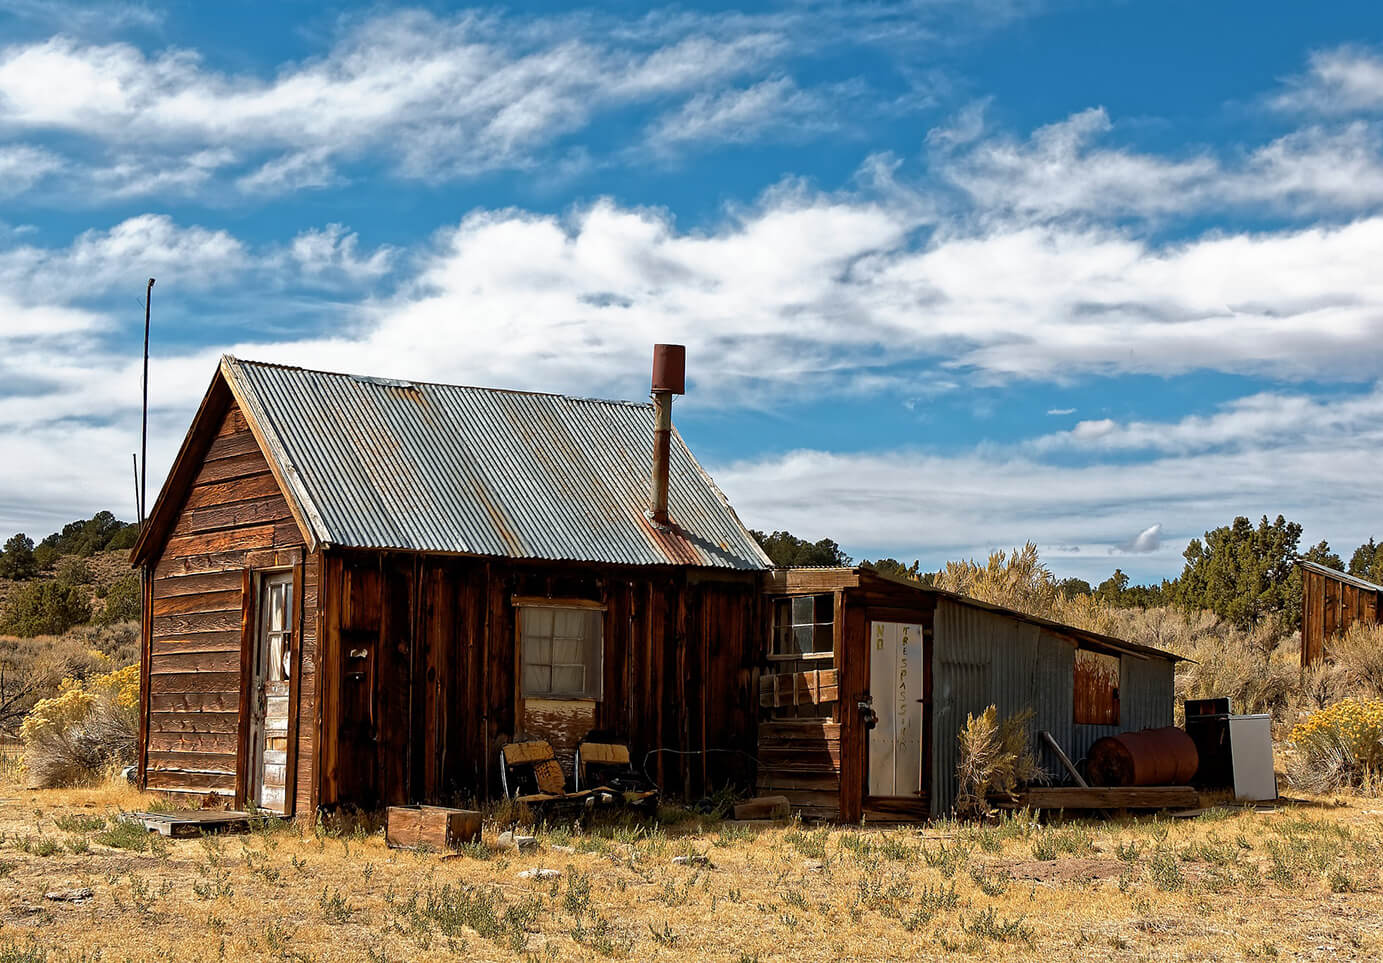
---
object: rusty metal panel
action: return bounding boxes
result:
[220,356,771,570]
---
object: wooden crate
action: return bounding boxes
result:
[385,805,482,852]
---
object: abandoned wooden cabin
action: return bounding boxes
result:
[130,349,772,815]
[131,347,1183,821]
[1299,560,1383,666]
[757,568,1181,821]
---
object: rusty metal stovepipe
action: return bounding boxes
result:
[648,344,685,529]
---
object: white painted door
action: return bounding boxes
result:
[867,621,924,797]
[250,572,293,814]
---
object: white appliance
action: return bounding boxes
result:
[1227,714,1277,801]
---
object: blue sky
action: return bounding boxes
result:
[2,0,1383,584]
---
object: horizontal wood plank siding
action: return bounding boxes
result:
[756,720,842,819]
[142,398,308,808]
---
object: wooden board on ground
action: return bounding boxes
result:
[131,810,254,837]
[999,785,1200,810]
[385,805,482,852]
[733,795,790,820]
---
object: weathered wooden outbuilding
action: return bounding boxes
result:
[130,353,771,815]
[1300,560,1383,666]
[756,568,1181,820]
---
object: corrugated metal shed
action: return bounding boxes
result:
[220,356,771,570]
[930,599,1174,815]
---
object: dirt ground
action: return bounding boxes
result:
[1,778,1381,962]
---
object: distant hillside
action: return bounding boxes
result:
[0,548,133,617]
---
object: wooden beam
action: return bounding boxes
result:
[1040,730,1088,788]
[1008,785,1198,810]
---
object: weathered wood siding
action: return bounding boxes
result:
[759,569,940,823]
[1302,567,1382,666]
[317,551,762,809]
[142,400,314,809]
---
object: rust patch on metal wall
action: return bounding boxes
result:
[1074,648,1120,726]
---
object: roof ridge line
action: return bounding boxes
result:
[224,355,654,409]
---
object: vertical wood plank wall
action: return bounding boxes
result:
[316,551,762,809]
[141,400,311,808]
[1302,568,1382,666]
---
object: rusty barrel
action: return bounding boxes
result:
[1086,727,1199,786]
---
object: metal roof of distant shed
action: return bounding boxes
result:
[218,356,771,570]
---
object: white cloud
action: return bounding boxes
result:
[711,427,1383,583]
[0,214,248,304]
[1032,388,1383,455]
[1273,46,1383,115]
[1116,523,1163,555]
[0,0,162,32]
[935,106,1383,219]
[0,11,814,196]
[646,76,835,153]
[0,294,102,337]
[0,144,62,195]
[286,224,394,282]
[1045,408,1074,416]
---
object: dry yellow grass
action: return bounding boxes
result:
[0,776,1381,962]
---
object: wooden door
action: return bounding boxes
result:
[250,572,294,813]
[867,621,924,797]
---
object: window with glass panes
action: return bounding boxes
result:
[260,573,293,682]
[519,605,603,700]
[771,594,834,657]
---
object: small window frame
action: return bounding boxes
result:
[518,602,604,701]
[769,593,835,661]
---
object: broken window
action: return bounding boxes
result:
[519,605,603,700]
[771,594,834,658]
[1074,648,1120,725]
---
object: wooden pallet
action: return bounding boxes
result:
[130,810,255,837]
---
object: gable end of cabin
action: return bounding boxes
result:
[140,395,319,816]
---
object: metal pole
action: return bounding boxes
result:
[132,453,142,525]
[140,278,154,529]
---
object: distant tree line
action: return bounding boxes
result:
[754,513,1373,632]
[0,512,142,637]
[0,511,139,581]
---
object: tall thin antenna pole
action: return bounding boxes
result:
[132,453,142,525]
[140,278,154,529]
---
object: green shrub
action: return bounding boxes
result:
[1,581,91,636]
[55,558,93,586]
[0,534,38,581]
[97,575,142,626]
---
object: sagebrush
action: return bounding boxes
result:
[954,706,1042,817]
[20,663,139,787]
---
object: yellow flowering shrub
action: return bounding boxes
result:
[18,663,140,787]
[1289,698,1383,792]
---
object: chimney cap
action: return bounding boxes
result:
[651,344,686,394]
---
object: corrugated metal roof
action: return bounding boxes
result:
[220,356,771,570]
[1299,559,1383,594]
